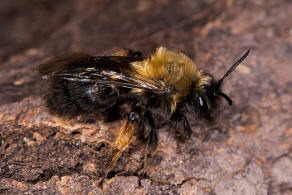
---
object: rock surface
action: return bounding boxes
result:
[1,0,292,194]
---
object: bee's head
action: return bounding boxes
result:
[190,50,250,117]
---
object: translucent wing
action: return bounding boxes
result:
[39,53,165,93]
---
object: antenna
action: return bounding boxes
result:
[217,49,250,87]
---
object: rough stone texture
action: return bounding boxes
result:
[1,0,292,194]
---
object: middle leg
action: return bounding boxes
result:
[141,111,158,154]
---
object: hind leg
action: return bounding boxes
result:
[112,49,143,58]
[107,111,140,174]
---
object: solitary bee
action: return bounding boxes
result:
[39,47,249,169]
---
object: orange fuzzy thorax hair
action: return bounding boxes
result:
[131,47,210,112]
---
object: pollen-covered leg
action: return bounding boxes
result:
[107,111,139,173]
[172,112,191,138]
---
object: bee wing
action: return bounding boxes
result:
[39,53,143,76]
[54,70,165,93]
[39,53,92,77]
[39,53,165,93]
[94,70,165,93]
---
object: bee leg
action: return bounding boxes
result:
[172,112,191,138]
[142,111,158,153]
[128,50,143,58]
[112,49,143,58]
[140,112,158,168]
[106,111,139,175]
[146,127,158,154]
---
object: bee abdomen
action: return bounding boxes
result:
[46,78,118,117]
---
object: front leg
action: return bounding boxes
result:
[172,111,191,138]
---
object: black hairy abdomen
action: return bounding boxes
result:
[46,78,118,117]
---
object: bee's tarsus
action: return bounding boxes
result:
[144,126,158,168]
[147,128,158,153]
[172,112,191,138]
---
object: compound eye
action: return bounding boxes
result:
[198,96,208,112]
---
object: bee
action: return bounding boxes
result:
[39,47,249,170]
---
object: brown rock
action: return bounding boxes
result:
[1,0,292,194]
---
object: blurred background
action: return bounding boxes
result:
[1,0,292,194]
[0,0,233,60]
